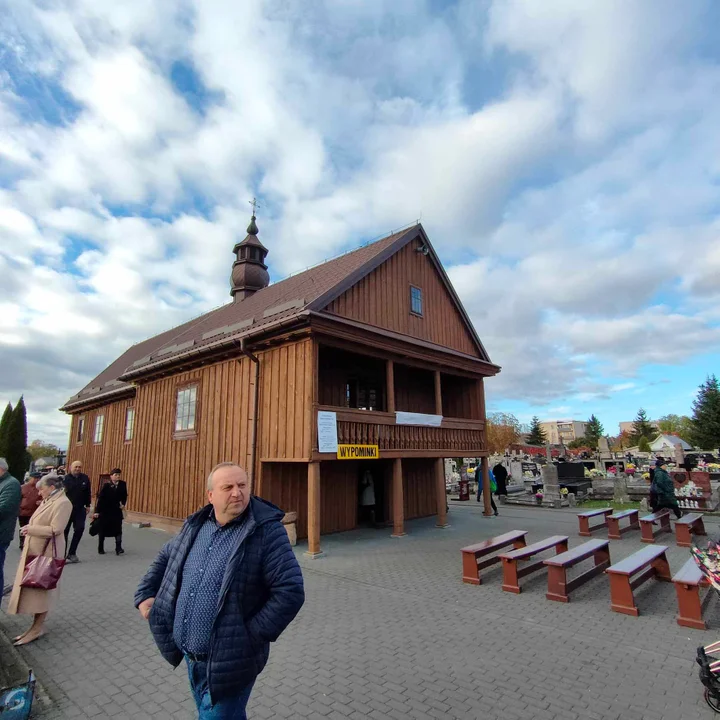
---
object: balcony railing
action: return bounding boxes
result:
[317,406,485,454]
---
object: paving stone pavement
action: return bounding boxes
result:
[1,502,716,719]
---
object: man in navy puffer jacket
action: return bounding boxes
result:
[135,462,304,718]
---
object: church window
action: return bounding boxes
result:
[175,385,198,433]
[410,285,423,316]
[94,414,105,444]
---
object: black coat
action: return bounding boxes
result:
[64,473,91,509]
[492,464,509,495]
[95,480,127,537]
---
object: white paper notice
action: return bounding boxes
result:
[395,411,443,427]
[317,411,339,453]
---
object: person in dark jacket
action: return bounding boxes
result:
[651,459,681,518]
[63,461,92,563]
[0,458,22,596]
[135,462,304,719]
[492,462,509,496]
[93,468,127,556]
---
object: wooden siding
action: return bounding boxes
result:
[258,338,314,463]
[66,338,313,521]
[402,459,437,520]
[66,398,136,500]
[260,463,309,539]
[325,240,480,357]
[259,461,358,539]
[441,374,482,420]
[394,364,435,414]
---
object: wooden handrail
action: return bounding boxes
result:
[316,405,485,430]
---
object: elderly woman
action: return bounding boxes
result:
[7,473,72,646]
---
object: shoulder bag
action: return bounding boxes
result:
[20,534,66,590]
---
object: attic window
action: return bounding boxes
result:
[410,285,423,316]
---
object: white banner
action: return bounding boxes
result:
[395,411,443,427]
[317,411,338,453]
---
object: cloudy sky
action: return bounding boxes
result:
[2,0,720,447]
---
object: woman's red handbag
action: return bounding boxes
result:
[20,535,66,590]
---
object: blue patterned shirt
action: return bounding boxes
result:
[173,509,249,655]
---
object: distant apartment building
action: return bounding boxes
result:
[539,420,588,445]
[618,420,659,436]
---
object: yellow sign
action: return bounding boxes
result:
[337,444,380,460]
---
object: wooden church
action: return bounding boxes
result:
[62,217,499,554]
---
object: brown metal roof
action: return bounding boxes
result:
[61,226,417,411]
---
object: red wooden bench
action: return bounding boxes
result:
[607,509,639,540]
[577,508,612,537]
[544,539,611,603]
[675,513,707,548]
[606,545,671,616]
[461,530,528,585]
[672,557,710,630]
[639,510,672,543]
[499,535,569,594]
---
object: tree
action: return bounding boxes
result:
[568,437,588,449]
[584,415,605,448]
[657,414,694,442]
[486,412,521,454]
[638,436,651,453]
[690,375,720,450]
[27,439,60,462]
[630,408,656,444]
[6,396,29,480]
[0,401,12,459]
[610,430,632,452]
[526,416,547,446]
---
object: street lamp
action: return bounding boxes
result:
[56,449,66,469]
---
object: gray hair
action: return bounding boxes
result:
[206,462,246,491]
[0,458,7,472]
[38,473,64,491]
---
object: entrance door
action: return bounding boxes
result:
[357,461,386,526]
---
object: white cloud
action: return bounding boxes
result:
[1,0,719,443]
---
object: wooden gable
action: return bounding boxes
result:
[322,237,485,359]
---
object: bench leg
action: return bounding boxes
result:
[640,522,655,544]
[594,545,611,570]
[697,518,707,537]
[609,574,638,616]
[513,538,527,550]
[546,565,569,602]
[675,582,707,630]
[501,558,521,594]
[660,514,671,534]
[607,517,620,540]
[578,517,591,537]
[462,552,481,585]
[652,552,672,582]
[676,523,692,548]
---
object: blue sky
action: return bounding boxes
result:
[1,0,719,445]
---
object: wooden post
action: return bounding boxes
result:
[391,458,405,537]
[386,359,395,414]
[305,462,323,557]
[435,457,449,528]
[481,456,492,517]
[434,370,442,416]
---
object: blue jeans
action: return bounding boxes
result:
[186,658,254,719]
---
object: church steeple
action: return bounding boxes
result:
[230,209,269,302]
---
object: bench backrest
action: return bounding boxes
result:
[672,556,704,585]
[461,530,527,554]
[606,545,668,575]
[545,539,609,566]
[501,535,568,560]
[674,513,703,526]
